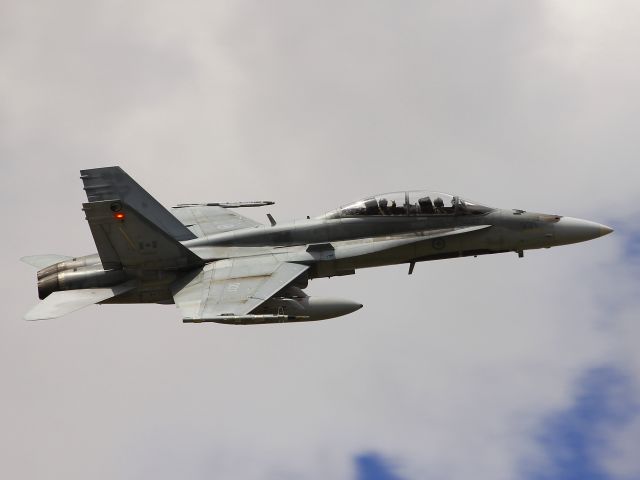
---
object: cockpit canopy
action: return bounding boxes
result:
[322,191,493,218]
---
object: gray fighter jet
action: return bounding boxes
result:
[22,167,613,323]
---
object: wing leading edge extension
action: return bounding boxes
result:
[172,257,309,323]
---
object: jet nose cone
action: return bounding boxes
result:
[554,217,614,245]
[600,225,614,236]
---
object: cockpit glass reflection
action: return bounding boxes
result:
[324,191,492,218]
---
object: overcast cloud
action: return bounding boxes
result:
[1,1,639,479]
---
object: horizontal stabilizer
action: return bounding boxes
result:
[24,281,136,321]
[20,254,73,269]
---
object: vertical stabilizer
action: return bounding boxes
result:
[83,200,203,270]
[80,167,196,241]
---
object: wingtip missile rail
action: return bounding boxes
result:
[173,201,275,209]
[183,314,311,324]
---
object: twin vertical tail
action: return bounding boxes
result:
[80,167,197,241]
[81,199,203,271]
[79,167,203,270]
[23,167,204,320]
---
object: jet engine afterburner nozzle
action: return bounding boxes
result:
[37,274,59,300]
[36,254,102,280]
[36,266,127,300]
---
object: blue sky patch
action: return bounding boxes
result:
[623,232,640,260]
[526,367,638,480]
[606,218,640,262]
[354,452,406,480]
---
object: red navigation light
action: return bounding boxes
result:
[114,212,125,220]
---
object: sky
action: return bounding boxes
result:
[1,1,639,479]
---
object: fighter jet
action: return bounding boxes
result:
[22,167,613,323]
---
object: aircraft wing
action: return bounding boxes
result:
[171,256,308,322]
[170,205,262,237]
